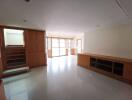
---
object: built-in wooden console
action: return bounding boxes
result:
[77,53,132,84]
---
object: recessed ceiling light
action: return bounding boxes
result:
[23,20,27,22]
[25,0,30,2]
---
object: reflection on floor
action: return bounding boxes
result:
[3,56,132,100]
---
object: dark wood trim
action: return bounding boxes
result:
[0,27,6,71]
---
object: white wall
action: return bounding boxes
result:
[84,24,132,59]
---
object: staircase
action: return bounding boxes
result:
[2,46,29,77]
[5,46,27,69]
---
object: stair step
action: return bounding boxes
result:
[6,64,27,69]
[2,67,30,78]
[6,54,25,57]
[7,58,25,61]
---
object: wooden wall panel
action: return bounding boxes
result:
[36,31,45,51]
[0,80,6,100]
[25,30,47,68]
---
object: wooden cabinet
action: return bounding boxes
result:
[123,63,132,81]
[78,53,132,84]
[24,30,46,68]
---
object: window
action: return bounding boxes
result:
[52,48,60,56]
[4,29,24,46]
[77,39,82,53]
[52,38,59,48]
[52,38,59,57]
[60,39,66,56]
[46,37,72,57]
[60,39,65,47]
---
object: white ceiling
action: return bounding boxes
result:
[0,0,132,34]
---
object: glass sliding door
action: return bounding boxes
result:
[60,39,66,56]
[68,39,71,55]
[52,38,59,57]
[47,37,72,57]
[77,39,82,53]
[47,37,52,58]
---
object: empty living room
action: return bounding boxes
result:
[0,0,132,100]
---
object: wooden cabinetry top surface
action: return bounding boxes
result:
[78,53,132,63]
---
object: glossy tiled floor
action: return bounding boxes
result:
[3,56,132,100]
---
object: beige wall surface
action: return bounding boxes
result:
[84,24,132,59]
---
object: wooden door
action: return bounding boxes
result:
[24,30,47,68]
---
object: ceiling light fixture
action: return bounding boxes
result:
[25,0,30,2]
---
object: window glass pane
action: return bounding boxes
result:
[52,38,59,47]
[68,40,71,48]
[77,40,82,53]
[60,39,65,47]
[77,49,82,53]
[48,38,52,49]
[78,40,82,48]
[52,48,59,56]
[68,48,71,55]
[4,29,24,46]
[60,48,66,55]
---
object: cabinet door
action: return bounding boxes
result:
[123,63,132,81]
[77,54,90,68]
